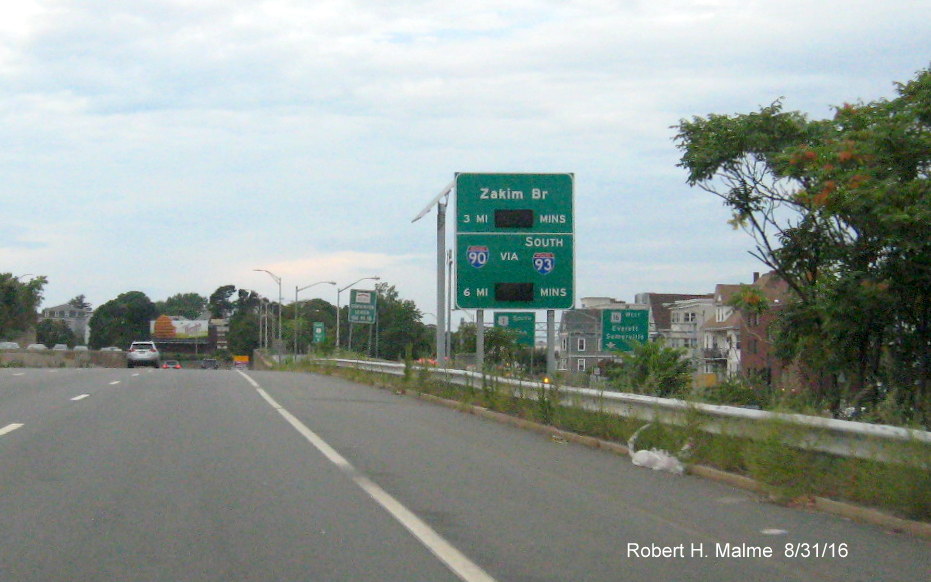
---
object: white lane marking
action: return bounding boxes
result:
[239,370,496,582]
[0,423,24,437]
[109,381,120,385]
[131,373,140,377]
[71,394,90,401]
[13,372,24,376]
[761,529,788,535]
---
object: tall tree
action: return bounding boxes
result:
[285,297,336,354]
[208,285,237,318]
[674,66,931,422]
[88,291,157,348]
[36,319,76,348]
[0,273,47,341]
[227,311,259,356]
[68,294,91,310]
[156,292,208,319]
[347,283,430,360]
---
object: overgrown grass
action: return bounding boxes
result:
[279,359,931,522]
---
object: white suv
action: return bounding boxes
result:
[127,341,161,368]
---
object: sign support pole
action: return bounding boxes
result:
[476,309,484,371]
[436,202,447,364]
[546,309,556,377]
[411,179,453,365]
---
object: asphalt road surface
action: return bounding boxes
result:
[1,367,928,581]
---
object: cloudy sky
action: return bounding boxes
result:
[2,0,929,322]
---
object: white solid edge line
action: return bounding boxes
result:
[238,370,496,582]
[0,423,24,437]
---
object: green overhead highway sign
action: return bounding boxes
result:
[456,173,574,309]
[456,173,573,234]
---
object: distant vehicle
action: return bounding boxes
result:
[161,360,182,369]
[52,344,68,351]
[200,358,219,370]
[101,346,122,352]
[74,345,89,351]
[0,342,20,350]
[127,341,160,368]
[26,344,48,351]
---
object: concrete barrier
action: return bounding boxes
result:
[0,349,127,368]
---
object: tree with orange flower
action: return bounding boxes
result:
[674,66,931,424]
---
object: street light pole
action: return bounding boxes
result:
[254,269,282,351]
[294,281,336,356]
[335,276,380,351]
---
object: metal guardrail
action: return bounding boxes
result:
[324,359,931,466]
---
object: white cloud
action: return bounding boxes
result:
[1,0,929,315]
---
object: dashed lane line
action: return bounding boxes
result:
[0,423,24,437]
[236,370,497,582]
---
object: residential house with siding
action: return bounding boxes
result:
[666,296,716,364]
[40,303,93,343]
[633,293,713,342]
[699,284,743,377]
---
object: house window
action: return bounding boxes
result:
[577,337,586,352]
[577,358,586,372]
[684,312,696,323]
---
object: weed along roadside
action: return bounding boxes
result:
[274,357,931,537]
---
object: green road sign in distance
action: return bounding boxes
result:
[312,322,325,343]
[494,312,536,347]
[348,289,377,324]
[602,309,649,352]
[456,173,574,309]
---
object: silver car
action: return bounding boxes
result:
[127,341,160,368]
